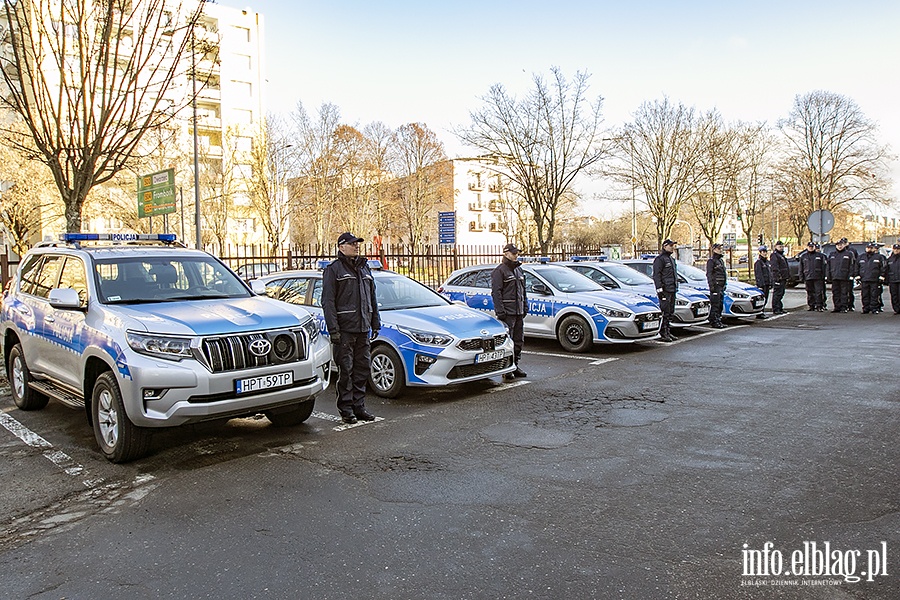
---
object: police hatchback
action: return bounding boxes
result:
[438,263,663,352]
[258,263,515,398]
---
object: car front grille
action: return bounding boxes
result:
[447,356,513,379]
[198,329,308,373]
[457,333,507,352]
[691,301,710,317]
[633,311,663,323]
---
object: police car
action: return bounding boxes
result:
[0,234,332,463]
[438,262,663,353]
[558,257,711,327]
[622,258,766,318]
[258,262,515,398]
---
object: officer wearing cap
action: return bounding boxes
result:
[827,238,856,312]
[799,241,826,311]
[652,239,679,340]
[753,245,772,319]
[706,243,727,328]
[769,240,790,315]
[492,242,527,379]
[886,243,900,315]
[857,241,887,314]
[323,232,381,424]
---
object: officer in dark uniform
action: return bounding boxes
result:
[491,243,528,380]
[769,240,790,314]
[827,238,856,312]
[753,245,773,319]
[857,241,887,314]
[652,239,679,341]
[799,241,826,311]
[887,243,900,315]
[323,232,381,424]
[706,243,727,328]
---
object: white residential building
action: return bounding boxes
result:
[446,156,519,246]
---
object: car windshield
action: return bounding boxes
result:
[95,256,251,304]
[677,263,708,282]
[602,264,654,286]
[376,273,450,310]
[531,266,604,293]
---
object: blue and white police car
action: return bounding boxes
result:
[622,258,766,318]
[558,257,711,328]
[438,263,663,353]
[0,234,332,463]
[258,262,515,398]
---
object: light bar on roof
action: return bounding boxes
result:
[61,233,177,242]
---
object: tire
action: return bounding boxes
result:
[91,371,151,463]
[265,398,315,426]
[8,344,48,410]
[368,344,405,398]
[557,314,594,353]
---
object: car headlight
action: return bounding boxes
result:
[126,331,193,361]
[675,298,689,306]
[594,305,633,319]
[300,316,320,343]
[727,290,750,299]
[396,326,453,346]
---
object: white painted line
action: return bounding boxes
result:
[311,411,342,422]
[651,325,749,345]
[0,412,87,480]
[589,357,620,366]
[522,350,610,361]
[332,416,385,431]
[487,380,532,393]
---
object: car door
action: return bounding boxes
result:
[24,255,65,376]
[572,265,618,289]
[523,271,555,336]
[462,269,494,312]
[41,256,89,390]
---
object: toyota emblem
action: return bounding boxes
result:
[249,338,271,357]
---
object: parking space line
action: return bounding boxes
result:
[0,412,86,479]
[311,410,385,431]
[651,325,749,345]
[522,350,617,362]
[487,380,532,393]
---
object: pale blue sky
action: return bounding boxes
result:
[236,0,899,200]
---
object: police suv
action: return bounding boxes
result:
[1,234,331,463]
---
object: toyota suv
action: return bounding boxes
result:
[1,233,331,462]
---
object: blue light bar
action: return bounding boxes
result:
[520,256,550,263]
[61,233,177,242]
[316,259,333,270]
[569,255,607,262]
[367,259,383,270]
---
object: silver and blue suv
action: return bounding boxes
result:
[1,233,331,462]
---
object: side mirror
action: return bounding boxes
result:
[48,288,83,310]
[250,279,267,295]
[531,282,550,295]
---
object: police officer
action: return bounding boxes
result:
[857,241,887,314]
[492,243,527,380]
[706,243,727,329]
[769,240,790,315]
[652,239,679,341]
[753,245,773,319]
[323,232,381,424]
[827,238,856,313]
[887,243,900,315]
[799,241,826,311]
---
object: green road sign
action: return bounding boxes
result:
[137,168,176,218]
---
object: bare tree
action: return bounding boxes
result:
[456,67,606,253]
[616,98,704,248]
[389,122,449,246]
[0,0,206,233]
[291,101,342,246]
[362,120,394,241]
[778,90,891,240]
[734,124,773,275]
[245,114,294,253]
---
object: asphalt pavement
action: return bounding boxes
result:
[0,287,897,599]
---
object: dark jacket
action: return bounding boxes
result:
[827,247,856,280]
[491,257,527,317]
[706,253,727,292]
[754,256,773,288]
[857,251,887,282]
[652,251,678,293]
[887,253,900,284]
[769,249,790,283]
[799,250,826,281]
[322,252,381,334]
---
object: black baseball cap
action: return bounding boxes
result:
[662,239,677,247]
[502,243,520,254]
[337,232,364,245]
[711,243,723,249]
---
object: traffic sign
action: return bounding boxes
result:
[438,211,456,245]
[807,210,834,235]
[137,168,176,218]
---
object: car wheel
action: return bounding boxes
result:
[91,371,151,463]
[8,344,48,410]
[557,315,593,353]
[369,344,405,398]
[265,398,315,426]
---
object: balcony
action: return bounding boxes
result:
[488,223,498,232]
[468,202,483,211]
[489,182,502,193]
[488,200,502,212]
[196,114,222,130]
[468,182,483,191]
[469,221,483,232]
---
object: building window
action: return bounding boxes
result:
[232,80,252,98]
[232,26,250,42]
[232,109,253,124]
[234,54,252,70]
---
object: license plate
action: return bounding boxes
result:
[696,306,710,315]
[752,299,763,307]
[235,371,293,394]
[642,320,660,331]
[475,350,505,364]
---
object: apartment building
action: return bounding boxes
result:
[448,156,519,246]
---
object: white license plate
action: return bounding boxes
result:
[696,306,710,315]
[642,320,660,331]
[235,371,293,394]
[475,350,505,364]
[752,299,764,307]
